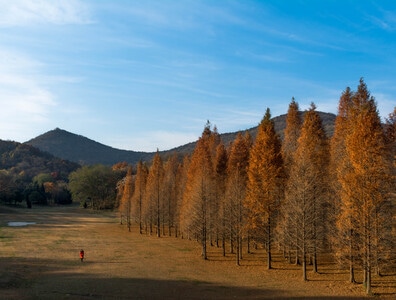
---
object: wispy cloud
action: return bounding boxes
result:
[0,48,56,141]
[116,1,247,34]
[0,0,91,27]
[366,5,396,31]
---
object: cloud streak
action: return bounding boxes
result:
[0,48,56,141]
[0,0,91,27]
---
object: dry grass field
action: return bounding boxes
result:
[0,205,395,299]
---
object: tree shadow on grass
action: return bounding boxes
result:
[0,257,367,300]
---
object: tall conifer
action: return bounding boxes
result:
[163,153,179,236]
[133,161,148,234]
[346,98,390,294]
[226,132,250,264]
[279,98,302,263]
[181,122,216,259]
[214,142,228,249]
[285,103,329,280]
[146,151,164,237]
[331,87,358,283]
[120,166,134,232]
[245,108,284,269]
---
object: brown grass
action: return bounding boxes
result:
[0,205,394,299]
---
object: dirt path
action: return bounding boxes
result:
[0,205,394,299]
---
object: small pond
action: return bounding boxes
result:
[7,222,36,227]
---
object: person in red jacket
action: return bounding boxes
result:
[79,249,84,262]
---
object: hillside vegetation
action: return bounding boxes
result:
[0,140,80,205]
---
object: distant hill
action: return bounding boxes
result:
[25,112,336,166]
[25,128,155,166]
[0,140,80,181]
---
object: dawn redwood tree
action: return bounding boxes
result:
[342,81,393,294]
[245,108,284,269]
[174,157,187,236]
[132,161,148,234]
[333,79,394,294]
[207,125,222,247]
[225,132,251,265]
[384,107,396,172]
[146,151,164,237]
[181,121,216,259]
[163,153,179,236]
[282,98,301,173]
[279,98,302,264]
[330,86,359,283]
[119,166,134,231]
[213,142,228,249]
[175,154,191,238]
[285,103,329,281]
[385,108,396,268]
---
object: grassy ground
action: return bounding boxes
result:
[0,204,394,299]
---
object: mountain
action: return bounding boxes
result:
[0,140,80,180]
[25,128,155,166]
[25,112,336,166]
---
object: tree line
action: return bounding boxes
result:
[116,79,394,295]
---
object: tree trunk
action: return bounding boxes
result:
[139,195,143,234]
[222,232,226,257]
[202,224,207,260]
[349,261,355,283]
[230,232,234,254]
[221,210,226,256]
[247,234,251,254]
[236,233,240,266]
[239,235,243,260]
[313,251,317,273]
[295,248,300,265]
[267,219,272,270]
[302,252,307,281]
[349,231,356,283]
[366,267,371,295]
[295,233,300,265]
[366,216,372,295]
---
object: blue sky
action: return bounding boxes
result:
[0,0,395,152]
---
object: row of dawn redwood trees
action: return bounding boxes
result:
[117,79,395,294]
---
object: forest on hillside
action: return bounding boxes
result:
[116,79,395,295]
[0,141,80,205]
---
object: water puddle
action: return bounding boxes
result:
[7,222,36,227]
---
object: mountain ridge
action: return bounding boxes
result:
[25,111,336,166]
